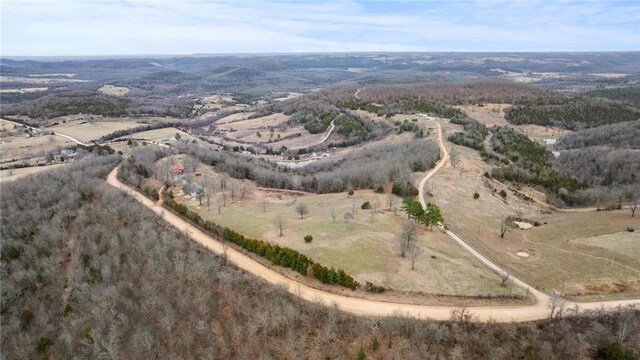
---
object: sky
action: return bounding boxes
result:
[1,0,639,56]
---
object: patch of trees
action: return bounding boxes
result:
[448,116,489,151]
[175,138,439,194]
[316,80,544,105]
[401,197,444,229]
[397,119,425,137]
[2,152,639,360]
[304,139,439,193]
[505,96,640,130]
[98,121,181,142]
[117,148,169,200]
[556,120,640,150]
[392,181,419,197]
[585,87,640,106]
[554,147,640,187]
[0,91,131,120]
[550,121,640,207]
[490,126,585,195]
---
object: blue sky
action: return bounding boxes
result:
[1,0,639,56]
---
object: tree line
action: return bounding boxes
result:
[505,95,640,130]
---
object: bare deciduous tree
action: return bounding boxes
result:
[296,202,309,219]
[277,216,284,236]
[260,198,268,212]
[387,194,395,210]
[398,220,418,257]
[239,181,254,199]
[500,217,509,239]
[409,243,422,270]
[330,208,336,222]
[500,272,510,287]
[548,293,566,320]
[343,212,353,224]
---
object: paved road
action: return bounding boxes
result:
[107,167,639,322]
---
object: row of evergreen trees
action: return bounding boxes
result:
[161,191,365,290]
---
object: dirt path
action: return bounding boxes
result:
[107,167,639,322]
[416,118,638,312]
[354,88,362,99]
[289,119,336,150]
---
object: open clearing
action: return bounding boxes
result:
[0,75,88,84]
[129,127,210,146]
[455,103,571,141]
[97,84,130,96]
[48,120,140,142]
[427,137,640,300]
[0,134,74,161]
[162,156,525,299]
[0,87,48,94]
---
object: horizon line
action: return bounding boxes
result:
[3,50,639,61]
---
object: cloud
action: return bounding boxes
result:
[1,0,638,56]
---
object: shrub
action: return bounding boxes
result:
[392,181,419,197]
[19,309,33,329]
[499,189,507,199]
[473,192,480,199]
[348,189,355,196]
[35,336,53,353]
[627,227,635,232]
[361,201,371,209]
[304,235,313,243]
[374,185,385,193]
[365,281,386,293]
[357,349,367,360]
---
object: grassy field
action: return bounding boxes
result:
[97,85,130,96]
[126,127,210,146]
[163,156,526,298]
[427,139,640,300]
[48,120,140,142]
[0,133,74,160]
[455,103,571,141]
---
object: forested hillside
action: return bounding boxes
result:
[552,120,640,206]
[489,126,584,195]
[2,158,639,359]
[557,120,640,150]
[505,96,640,130]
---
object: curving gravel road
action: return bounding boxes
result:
[107,166,639,322]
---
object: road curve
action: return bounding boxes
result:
[107,168,639,322]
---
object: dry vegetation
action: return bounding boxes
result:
[2,156,639,360]
[163,155,524,300]
[48,120,141,143]
[427,139,640,300]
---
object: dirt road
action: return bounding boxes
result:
[107,168,639,322]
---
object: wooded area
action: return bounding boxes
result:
[2,158,638,359]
